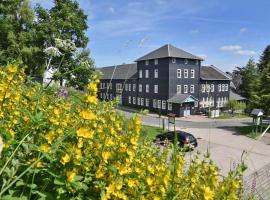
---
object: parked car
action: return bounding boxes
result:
[154,131,198,150]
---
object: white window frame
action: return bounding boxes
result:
[184,85,188,93]
[128,84,131,91]
[137,97,140,105]
[225,84,228,91]
[177,69,181,78]
[145,70,149,78]
[145,60,149,65]
[139,70,143,78]
[191,69,195,78]
[154,85,158,93]
[157,100,161,109]
[206,84,210,93]
[154,59,158,65]
[211,84,214,92]
[162,100,166,110]
[184,69,188,78]
[218,84,221,92]
[139,84,142,92]
[145,98,149,107]
[141,98,144,106]
[146,84,149,93]
[172,57,176,63]
[133,97,136,104]
[177,85,181,94]
[154,69,158,78]
[222,84,225,92]
[128,96,131,104]
[190,85,194,93]
[168,102,172,111]
[116,83,122,93]
[133,84,136,92]
[202,84,205,93]
[153,99,157,108]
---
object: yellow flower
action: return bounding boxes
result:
[8,66,17,73]
[40,144,50,152]
[87,83,98,93]
[102,151,111,162]
[86,95,98,104]
[66,171,76,182]
[80,110,96,120]
[45,132,55,144]
[77,138,83,148]
[77,127,94,139]
[202,186,214,200]
[61,154,71,165]
[36,161,44,168]
[146,177,153,186]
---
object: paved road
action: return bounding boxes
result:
[119,110,253,128]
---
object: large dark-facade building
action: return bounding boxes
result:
[97,44,233,117]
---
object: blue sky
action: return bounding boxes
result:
[31,0,270,72]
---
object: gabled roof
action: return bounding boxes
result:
[167,94,198,104]
[229,91,246,101]
[135,44,203,61]
[97,64,137,80]
[201,65,232,80]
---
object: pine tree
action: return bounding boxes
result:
[258,45,270,72]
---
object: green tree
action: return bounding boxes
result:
[258,45,270,72]
[225,99,238,115]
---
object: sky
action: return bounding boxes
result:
[31,0,270,72]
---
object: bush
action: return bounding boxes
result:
[0,65,246,199]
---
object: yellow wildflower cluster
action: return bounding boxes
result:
[0,65,245,199]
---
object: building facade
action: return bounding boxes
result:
[98,44,232,117]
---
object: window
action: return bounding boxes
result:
[145,70,149,78]
[225,84,228,91]
[128,96,131,104]
[184,85,188,93]
[145,60,149,65]
[168,102,172,111]
[141,98,144,106]
[206,84,210,93]
[153,99,157,108]
[137,97,140,105]
[146,84,149,93]
[139,70,143,78]
[202,84,205,93]
[154,59,158,65]
[133,84,136,92]
[103,83,106,89]
[177,85,181,94]
[211,84,214,92]
[218,84,221,92]
[177,69,181,78]
[184,59,188,64]
[154,69,158,78]
[190,85,194,93]
[172,58,176,63]
[100,83,102,89]
[133,97,136,104]
[116,83,122,93]
[154,85,158,93]
[191,69,195,78]
[125,84,128,91]
[157,100,161,109]
[145,98,149,107]
[128,84,131,91]
[222,84,225,92]
[162,100,166,110]
[139,84,142,92]
[184,69,188,78]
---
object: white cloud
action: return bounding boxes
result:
[240,28,247,33]
[220,45,242,51]
[197,54,207,59]
[220,45,256,56]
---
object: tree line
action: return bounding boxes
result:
[0,0,95,89]
[229,45,270,115]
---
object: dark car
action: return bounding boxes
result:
[154,131,198,150]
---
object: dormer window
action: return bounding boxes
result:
[145,60,149,65]
[154,58,158,65]
[172,58,176,63]
[185,59,188,64]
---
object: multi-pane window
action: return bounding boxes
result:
[128,84,131,91]
[225,84,228,91]
[211,84,214,92]
[100,83,103,89]
[168,102,172,111]
[218,84,221,92]
[155,59,158,65]
[154,69,158,78]
[145,60,149,65]
[137,97,140,105]
[139,70,143,78]
[145,98,149,107]
[157,100,161,109]
[141,98,144,106]
[191,69,195,78]
[133,97,136,104]
[139,84,142,92]
[177,69,181,78]
[133,84,136,91]
[162,100,166,110]
[128,96,131,104]
[202,84,205,93]
[146,84,149,93]
[184,85,188,93]
[222,84,225,92]
[177,85,181,94]
[184,69,188,78]
[154,85,158,93]
[190,85,194,93]
[153,99,157,108]
[116,83,122,93]
[145,70,149,78]
[206,84,210,92]
[172,58,176,63]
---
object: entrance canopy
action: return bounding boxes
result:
[167,94,198,104]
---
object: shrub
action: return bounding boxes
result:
[0,65,246,199]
